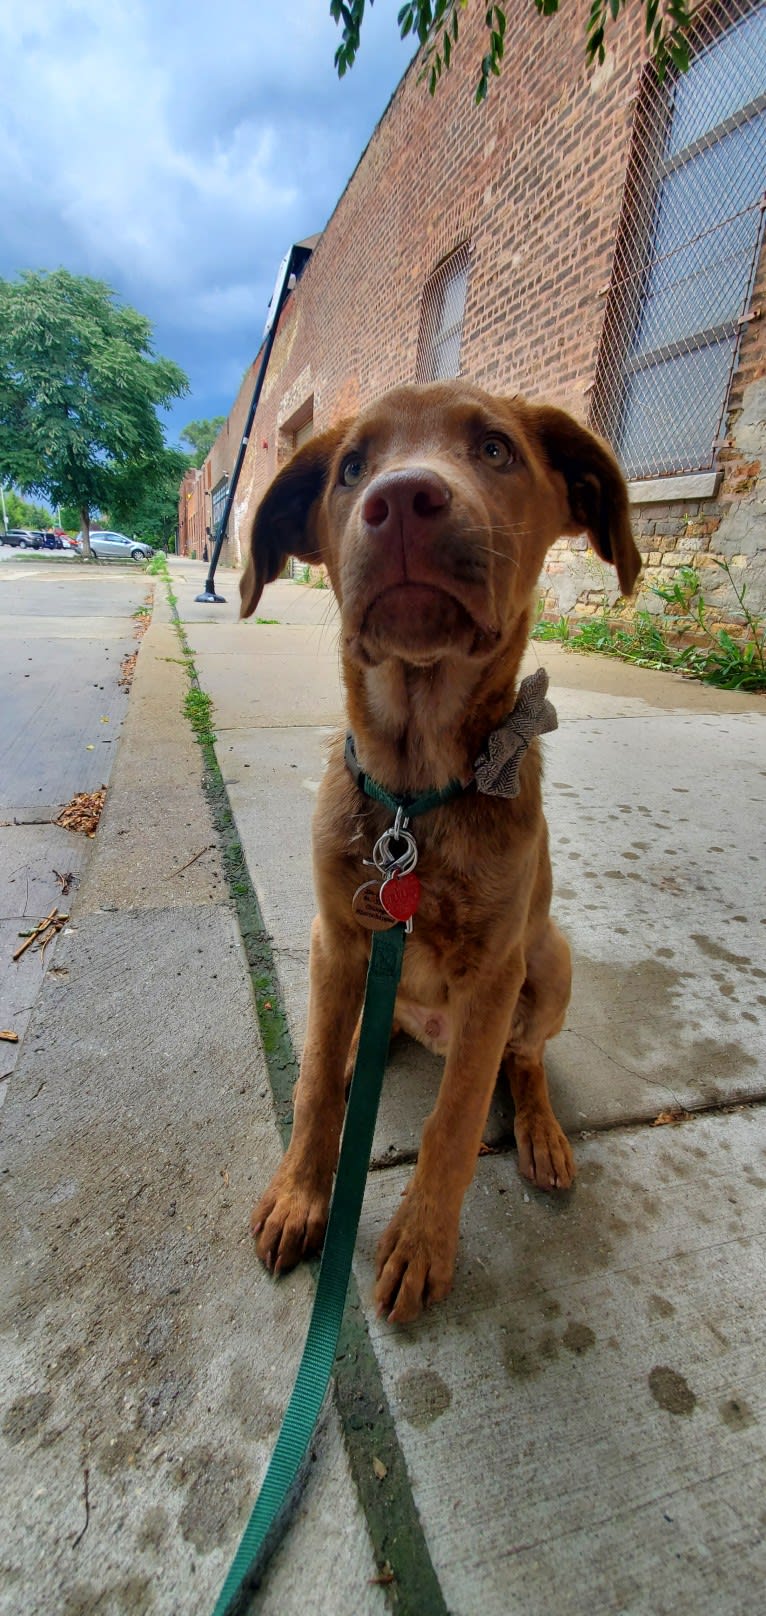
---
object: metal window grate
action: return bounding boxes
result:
[211,475,229,535]
[415,243,471,383]
[590,0,766,479]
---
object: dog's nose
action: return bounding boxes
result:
[362,469,451,535]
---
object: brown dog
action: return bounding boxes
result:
[240,380,640,1323]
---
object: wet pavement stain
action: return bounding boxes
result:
[562,1322,596,1355]
[648,1365,697,1415]
[691,933,753,968]
[647,1293,675,1319]
[395,1367,452,1426]
[175,1443,250,1554]
[62,1578,152,1616]
[136,1505,169,1553]
[718,1396,755,1432]
[2,1389,53,1445]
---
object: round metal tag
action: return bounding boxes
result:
[351,880,397,931]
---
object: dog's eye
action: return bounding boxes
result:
[479,436,514,468]
[340,454,366,487]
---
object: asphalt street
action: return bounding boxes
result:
[0,556,148,1088]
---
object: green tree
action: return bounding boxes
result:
[331,0,692,104]
[0,269,188,558]
[59,504,83,532]
[1,488,54,531]
[107,445,192,547]
[179,417,225,467]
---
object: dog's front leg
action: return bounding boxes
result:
[252,915,367,1273]
[375,953,526,1323]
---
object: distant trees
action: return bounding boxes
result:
[107,447,192,548]
[0,269,188,558]
[1,488,55,531]
[180,417,226,466]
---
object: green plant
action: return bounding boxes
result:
[331,0,692,106]
[182,685,216,746]
[145,552,169,576]
[653,561,766,690]
[531,560,766,691]
[531,614,571,644]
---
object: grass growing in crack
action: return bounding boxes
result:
[533,560,766,691]
[144,552,169,577]
[182,686,216,744]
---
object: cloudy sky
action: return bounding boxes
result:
[0,0,414,443]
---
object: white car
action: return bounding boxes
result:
[77,531,154,561]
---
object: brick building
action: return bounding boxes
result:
[179,0,766,628]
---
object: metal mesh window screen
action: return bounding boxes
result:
[415,244,471,382]
[590,0,766,479]
[211,476,228,534]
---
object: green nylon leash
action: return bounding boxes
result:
[212,922,406,1616]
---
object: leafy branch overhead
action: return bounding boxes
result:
[330,0,692,104]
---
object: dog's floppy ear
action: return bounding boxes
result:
[529,406,641,598]
[240,421,350,618]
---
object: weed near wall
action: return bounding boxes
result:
[533,561,766,692]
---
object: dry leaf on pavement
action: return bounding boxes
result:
[56,789,106,837]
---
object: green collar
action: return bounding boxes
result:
[343,733,468,820]
[344,668,558,818]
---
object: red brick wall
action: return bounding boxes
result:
[189,0,766,628]
[202,3,648,556]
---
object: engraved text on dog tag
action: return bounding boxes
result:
[352,880,397,931]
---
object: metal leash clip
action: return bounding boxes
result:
[370,819,421,933]
[371,825,418,878]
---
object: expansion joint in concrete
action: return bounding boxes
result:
[168,584,450,1616]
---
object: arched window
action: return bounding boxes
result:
[415,244,471,382]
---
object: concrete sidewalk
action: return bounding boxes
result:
[178,561,766,1613]
[1,556,764,1615]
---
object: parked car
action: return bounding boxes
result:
[75,531,154,561]
[2,528,43,548]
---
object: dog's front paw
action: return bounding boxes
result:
[375,1194,458,1324]
[514,1108,574,1191]
[251,1164,330,1274]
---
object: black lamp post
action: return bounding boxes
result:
[195,242,313,605]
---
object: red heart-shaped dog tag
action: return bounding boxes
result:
[380,871,421,922]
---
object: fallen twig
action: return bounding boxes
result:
[165,844,214,879]
[53,869,75,895]
[0,1030,19,1044]
[71,1466,90,1549]
[13,908,69,962]
[13,907,58,961]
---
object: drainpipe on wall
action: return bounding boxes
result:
[195,242,313,605]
